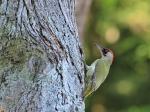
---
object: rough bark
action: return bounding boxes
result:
[0,0,84,112]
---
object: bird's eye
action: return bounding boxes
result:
[102,48,110,56]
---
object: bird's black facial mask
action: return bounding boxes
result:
[102,48,110,56]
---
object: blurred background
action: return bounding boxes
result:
[76,0,150,112]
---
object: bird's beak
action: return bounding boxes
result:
[95,44,104,57]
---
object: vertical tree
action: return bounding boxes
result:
[0,0,84,111]
[76,0,92,40]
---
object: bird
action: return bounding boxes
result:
[84,44,114,97]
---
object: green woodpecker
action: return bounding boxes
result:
[84,44,114,97]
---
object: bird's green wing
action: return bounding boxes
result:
[94,59,110,90]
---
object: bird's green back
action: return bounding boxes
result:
[94,58,111,90]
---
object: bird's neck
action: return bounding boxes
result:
[102,57,112,66]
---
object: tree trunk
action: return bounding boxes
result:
[0,0,84,112]
[76,0,92,40]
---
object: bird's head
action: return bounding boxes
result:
[96,44,114,64]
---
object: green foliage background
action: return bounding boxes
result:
[84,0,150,112]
